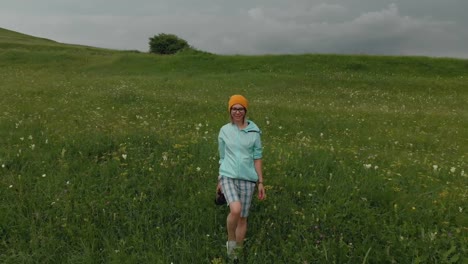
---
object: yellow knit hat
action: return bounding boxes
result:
[228,95,248,112]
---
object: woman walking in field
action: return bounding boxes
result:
[217,94,266,260]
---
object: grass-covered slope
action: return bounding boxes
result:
[0,27,58,45]
[0,28,467,263]
[0,27,115,52]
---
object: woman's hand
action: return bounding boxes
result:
[257,183,266,200]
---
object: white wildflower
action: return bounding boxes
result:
[196,167,201,172]
[122,154,127,160]
[459,207,463,213]
[450,167,456,173]
[433,165,438,171]
[42,174,46,178]
[364,164,372,169]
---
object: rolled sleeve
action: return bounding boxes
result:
[218,130,225,164]
[253,134,262,159]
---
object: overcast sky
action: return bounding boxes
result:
[1,0,468,58]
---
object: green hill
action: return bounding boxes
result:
[0,27,58,45]
[1,26,467,78]
[0,28,467,263]
[0,27,114,52]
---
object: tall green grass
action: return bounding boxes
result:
[0,30,467,263]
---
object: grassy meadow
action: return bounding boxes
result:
[0,28,467,263]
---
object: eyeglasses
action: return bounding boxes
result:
[231,107,246,113]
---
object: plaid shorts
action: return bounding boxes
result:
[220,176,256,217]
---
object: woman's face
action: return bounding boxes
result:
[230,103,246,123]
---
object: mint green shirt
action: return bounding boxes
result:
[218,120,262,182]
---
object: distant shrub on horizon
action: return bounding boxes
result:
[149,33,190,55]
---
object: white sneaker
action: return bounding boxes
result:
[226,241,237,259]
